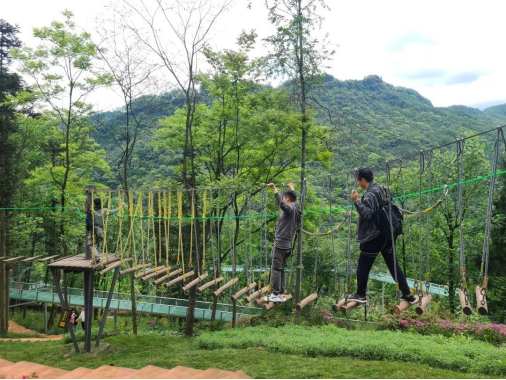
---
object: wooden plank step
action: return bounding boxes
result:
[192,368,234,379]
[21,256,44,263]
[3,256,25,263]
[38,255,60,262]
[163,366,203,379]
[86,365,138,379]
[57,367,95,379]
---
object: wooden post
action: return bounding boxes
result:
[232,299,237,328]
[476,285,488,316]
[295,293,317,311]
[415,294,432,315]
[198,277,224,292]
[393,296,419,314]
[43,302,48,333]
[0,210,9,334]
[83,270,94,352]
[114,310,118,331]
[96,267,119,346]
[339,301,359,314]
[211,295,218,322]
[85,185,95,260]
[332,298,347,312]
[458,289,473,315]
[51,269,79,353]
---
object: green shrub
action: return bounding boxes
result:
[62,327,113,344]
[197,325,506,375]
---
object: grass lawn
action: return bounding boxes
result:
[0,333,492,379]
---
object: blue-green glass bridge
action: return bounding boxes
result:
[9,282,263,322]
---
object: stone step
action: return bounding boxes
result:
[86,365,138,379]
[192,368,234,379]
[57,367,96,379]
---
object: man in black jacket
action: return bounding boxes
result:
[265,182,301,303]
[348,168,416,305]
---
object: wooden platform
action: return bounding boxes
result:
[48,254,122,272]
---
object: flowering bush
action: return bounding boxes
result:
[380,312,506,345]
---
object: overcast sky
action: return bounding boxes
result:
[3,0,505,111]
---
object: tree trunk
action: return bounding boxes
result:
[0,210,9,333]
[448,233,455,312]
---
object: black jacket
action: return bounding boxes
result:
[354,182,383,243]
[274,192,302,249]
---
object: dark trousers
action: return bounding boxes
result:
[270,246,291,295]
[81,322,85,331]
[357,234,410,297]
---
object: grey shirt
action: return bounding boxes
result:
[354,182,382,243]
[274,193,301,249]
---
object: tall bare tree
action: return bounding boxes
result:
[93,19,162,335]
[117,0,231,336]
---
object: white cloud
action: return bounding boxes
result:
[2,0,505,109]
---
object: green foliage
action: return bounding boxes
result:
[62,327,113,344]
[198,325,506,375]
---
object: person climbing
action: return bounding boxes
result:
[86,198,124,263]
[348,167,417,305]
[264,182,302,303]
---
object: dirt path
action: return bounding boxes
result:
[0,321,62,342]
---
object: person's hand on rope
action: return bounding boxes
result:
[351,190,359,202]
[266,183,278,193]
[119,202,126,209]
[288,182,295,191]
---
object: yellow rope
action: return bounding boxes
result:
[114,191,124,255]
[91,190,95,262]
[148,191,158,271]
[177,191,185,275]
[189,191,194,268]
[163,191,170,274]
[202,190,207,271]
[123,190,135,264]
[138,191,145,269]
[104,192,112,260]
[158,192,162,264]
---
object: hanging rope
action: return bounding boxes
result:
[158,192,162,264]
[177,191,184,275]
[344,171,357,303]
[479,129,502,295]
[456,139,470,306]
[386,161,400,296]
[328,176,339,296]
[189,190,195,268]
[417,152,425,301]
[202,190,207,271]
[163,191,171,273]
[425,150,433,294]
[91,189,96,262]
[312,198,323,293]
[398,162,418,291]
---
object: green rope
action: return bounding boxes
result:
[3,169,506,220]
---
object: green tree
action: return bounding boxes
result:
[0,19,23,334]
[14,11,111,255]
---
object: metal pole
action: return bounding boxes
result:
[295,181,306,325]
[83,270,94,352]
[44,302,48,333]
[85,185,95,260]
[96,267,119,346]
[51,269,79,353]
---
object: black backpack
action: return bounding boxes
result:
[373,187,403,241]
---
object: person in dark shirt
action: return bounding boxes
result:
[265,182,301,303]
[348,168,416,305]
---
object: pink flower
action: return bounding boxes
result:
[22,376,27,379]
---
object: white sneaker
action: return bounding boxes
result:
[278,294,286,302]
